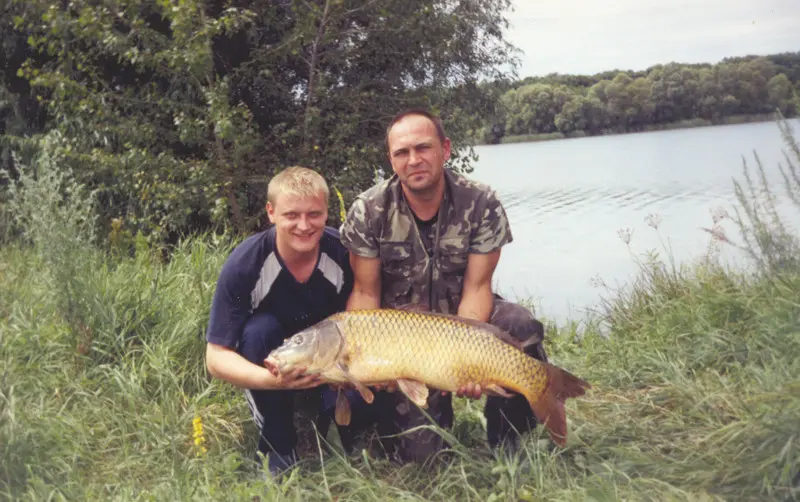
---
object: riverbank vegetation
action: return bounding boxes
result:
[2,115,798,500]
[473,52,800,144]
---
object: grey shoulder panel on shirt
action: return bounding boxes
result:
[317,252,345,293]
[250,252,282,311]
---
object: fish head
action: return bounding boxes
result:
[266,319,344,374]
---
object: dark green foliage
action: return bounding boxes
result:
[1,0,516,247]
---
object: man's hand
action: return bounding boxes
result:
[372,382,397,393]
[442,382,483,400]
[263,358,324,390]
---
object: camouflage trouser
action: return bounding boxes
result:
[371,297,548,464]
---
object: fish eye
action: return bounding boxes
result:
[294,335,303,344]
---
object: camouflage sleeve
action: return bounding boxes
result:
[340,197,379,258]
[470,189,513,254]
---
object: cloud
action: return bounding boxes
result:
[505,0,800,77]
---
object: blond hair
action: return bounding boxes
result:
[267,166,330,205]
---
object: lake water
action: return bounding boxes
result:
[468,120,800,323]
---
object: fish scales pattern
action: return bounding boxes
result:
[328,309,548,397]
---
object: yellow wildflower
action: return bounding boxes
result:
[192,415,208,456]
[333,186,347,223]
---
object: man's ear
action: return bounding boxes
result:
[442,137,452,162]
[266,201,276,224]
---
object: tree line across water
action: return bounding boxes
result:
[471,52,800,144]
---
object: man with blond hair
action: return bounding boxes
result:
[205,166,355,476]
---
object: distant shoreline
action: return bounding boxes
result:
[479,113,781,146]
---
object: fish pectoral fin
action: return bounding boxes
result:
[335,363,374,404]
[484,384,514,398]
[396,379,429,408]
[335,388,351,426]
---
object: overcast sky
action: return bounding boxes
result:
[504,0,800,78]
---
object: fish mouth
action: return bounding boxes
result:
[264,354,285,372]
[265,346,303,372]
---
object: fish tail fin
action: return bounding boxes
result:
[525,363,591,447]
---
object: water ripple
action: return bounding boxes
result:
[497,184,732,217]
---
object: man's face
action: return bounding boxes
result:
[267,192,328,256]
[387,114,451,196]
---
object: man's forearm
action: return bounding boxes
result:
[456,284,494,322]
[206,343,276,390]
[346,253,382,311]
[346,289,381,310]
[457,249,501,323]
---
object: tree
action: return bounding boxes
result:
[5,0,518,245]
[0,0,48,177]
[502,83,571,135]
[554,95,604,135]
[696,68,724,121]
[767,74,795,117]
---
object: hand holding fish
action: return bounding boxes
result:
[372,382,398,392]
[263,358,324,390]
[449,382,483,399]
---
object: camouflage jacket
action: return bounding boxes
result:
[340,168,513,314]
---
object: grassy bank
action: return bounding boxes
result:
[491,113,780,145]
[1,123,799,501]
[3,237,799,501]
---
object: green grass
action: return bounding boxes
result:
[1,120,799,501]
[2,230,798,501]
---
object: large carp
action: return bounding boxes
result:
[266,308,591,447]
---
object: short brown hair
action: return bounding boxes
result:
[267,166,329,206]
[385,108,447,151]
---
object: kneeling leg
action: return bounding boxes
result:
[485,299,548,450]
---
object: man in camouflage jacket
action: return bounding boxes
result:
[340,108,548,463]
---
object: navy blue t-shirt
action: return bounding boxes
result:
[206,226,354,349]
